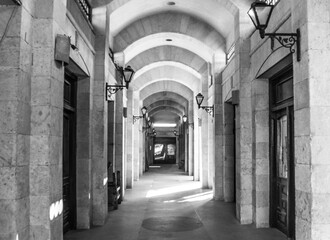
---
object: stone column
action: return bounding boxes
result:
[223,103,235,202]
[133,94,140,181]
[108,101,115,173]
[139,122,145,175]
[29,0,69,239]
[92,33,108,226]
[292,1,330,239]
[193,100,200,181]
[201,87,209,188]
[214,74,224,200]
[207,95,215,189]
[188,100,194,176]
[126,90,134,188]
[176,136,179,164]
[76,75,93,229]
[0,2,32,239]
[184,123,188,172]
[114,90,124,195]
[251,78,269,228]
[236,38,253,224]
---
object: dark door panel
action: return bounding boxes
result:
[270,67,295,238]
[63,72,77,234]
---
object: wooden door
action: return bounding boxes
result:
[271,108,293,234]
[63,73,76,233]
[270,67,295,238]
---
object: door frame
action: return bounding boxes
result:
[269,66,295,239]
[63,70,77,233]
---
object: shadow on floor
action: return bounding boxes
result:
[65,164,286,240]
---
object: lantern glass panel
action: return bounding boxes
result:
[123,66,134,84]
[141,106,147,116]
[195,93,204,107]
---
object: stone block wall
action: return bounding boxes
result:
[251,78,269,228]
[291,0,330,239]
[0,3,31,239]
[0,0,112,239]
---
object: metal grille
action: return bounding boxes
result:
[264,0,280,5]
[226,43,235,64]
[0,0,21,5]
[77,0,92,21]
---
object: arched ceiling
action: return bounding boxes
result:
[113,12,225,52]
[143,92,188,133]
[134,61,202,82]
[143,92,188,109]
[148,100,186,115]
[91,0,255,133]
[109,0,237,38]
[140,81,193,103]
[131,65,201,91]
[128,46,207,73]
[123,32,216,63]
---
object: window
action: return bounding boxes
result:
[77,0,92,22]
[264,0,280,5]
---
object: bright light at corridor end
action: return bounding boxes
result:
[153,123,177,128]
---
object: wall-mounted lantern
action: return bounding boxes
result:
[182,115,188,123]
[133,106,147,124]
[143,120,152,131]
[148,129,157,137]
[105,65,135,101]
[247,0,300,61]
[195,93,214,117]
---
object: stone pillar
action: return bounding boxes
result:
[139,122,145,175]
[236,38,253,224]
[251,78,269,228]
[76,75,93,229]
[29,0,69,239]
[184,123,188,172]
[133,94,140,181]
[92,33,108,226]
[201,89,209,188]
[114,91,124,195]
[292,1,330,239]
[126,90,134,188]
[0,2,32,239]
[193,101,200,181]
[188,100,194,176]
[176,136,179,164]
[208,95,215,189]
[214,74,224,200]
[122,96,127,196]
[223,103,235,202]
[108,101,115,173]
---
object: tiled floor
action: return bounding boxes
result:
[64,164,286,240]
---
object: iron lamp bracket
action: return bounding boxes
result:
[200,105,214,117]
[105,83,126,101]
[265,29,301,61]
[133,115,143,124]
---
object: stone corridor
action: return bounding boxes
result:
[64,164,286,240]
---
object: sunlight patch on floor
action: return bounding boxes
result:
[162,191,213,203]
[179,191,213,203]
[149,165,161,168]
[146,183,202,198]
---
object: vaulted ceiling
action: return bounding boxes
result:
[92,0,255,134]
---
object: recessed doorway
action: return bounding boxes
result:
[269,66,295,238]
[63,71,77,233]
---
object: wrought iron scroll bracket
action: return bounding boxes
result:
[266,29,301,61]
[133,116,143,124]
[200,105,214,117]
[105,83,125,101]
